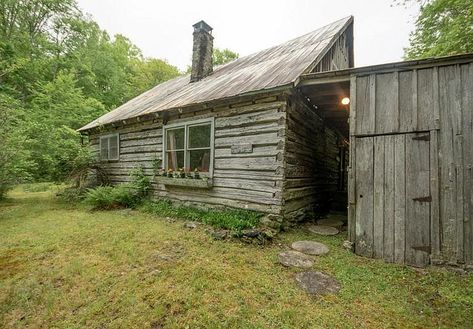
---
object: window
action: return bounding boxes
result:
[100,134,119,161]
[164,119,214,175]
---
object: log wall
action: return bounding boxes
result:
[89,95,287,215]
[282,94,346,221]
[349,59,473,267]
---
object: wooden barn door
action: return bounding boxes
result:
[353,132,431,267]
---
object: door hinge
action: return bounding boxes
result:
[412,196,432,202]
[412,134,430,141]
[412,245,431,253]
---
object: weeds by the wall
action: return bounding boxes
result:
[82,167,151,209]
[140,200,262,232]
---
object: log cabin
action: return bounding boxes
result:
[79,16,473,268]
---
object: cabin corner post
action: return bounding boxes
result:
[347,75,357,243]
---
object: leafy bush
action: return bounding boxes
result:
[0,94,35,199]
[83,167,151,209]
[141,200,261,232]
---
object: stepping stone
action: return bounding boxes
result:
[295,271,341,295]
[278,250,314,268]
[307,225,339,236]
[291,241,329,255]
[184,221,198,229]
[317,218,344,228]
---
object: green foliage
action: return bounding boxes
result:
[128,167,151,198]
[405,0,473,59]
[129,58,180,97]
[84,185,136,210]
[212,48,239,66]
[83,167,151,209]
[0,0,180,185]
[141,200,261,232]
[0,93,34,199]
[185,47,239,73]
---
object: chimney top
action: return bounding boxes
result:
[190,20,214,83]
[193,20,212,34]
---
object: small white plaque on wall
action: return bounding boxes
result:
[231,143,253,154]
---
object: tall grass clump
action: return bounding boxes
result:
[141,199,261,232]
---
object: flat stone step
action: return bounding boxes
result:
[295,271,341,295]
[278,250,314,268]
[307,225,339,236]
[291,240,329,255]
[317,218,344,228]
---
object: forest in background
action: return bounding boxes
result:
[0,0,238,197]
[0,0,471,198]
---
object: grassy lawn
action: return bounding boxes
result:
[1,187,472,328]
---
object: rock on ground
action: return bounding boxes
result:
[307,225,339,236]
[295,271,341,295]
[317,218,344,228]
[291,240,329,255]
[342,240,354,251]
[278,250,314,268]
[184,221,198,229]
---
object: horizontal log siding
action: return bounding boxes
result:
[89,96,287,214]
[282,94,345,221]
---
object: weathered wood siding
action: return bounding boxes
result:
[90,96,287,215]
[283,94,346,220]
[312,27,352,73]
[349,60,473,267]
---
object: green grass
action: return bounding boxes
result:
[141,200,261,232]
[0,186,472,328]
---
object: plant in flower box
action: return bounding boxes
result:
[179,168,185,178]
[193,168,200,180]
[167,169,173,178]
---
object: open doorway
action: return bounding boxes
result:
[297,78,351,217]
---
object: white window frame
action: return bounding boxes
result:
[99,133,120,161]
[162,118,214,177]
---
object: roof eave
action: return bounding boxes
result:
[78,83,294,133]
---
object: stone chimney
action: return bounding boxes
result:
[190,20,213,82]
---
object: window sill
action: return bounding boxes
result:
[155,176,213,189]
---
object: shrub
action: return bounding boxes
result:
[83,167,151,209]
[141,200,261,232]
[84,185,142,209]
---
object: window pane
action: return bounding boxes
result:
[188,124,211,149]
[100,138,109,160]
[189,149,210,172]
[166,150,184,171]
[166,128,184,150]
[109,135,119,160]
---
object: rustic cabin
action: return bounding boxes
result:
[79,16,473,268]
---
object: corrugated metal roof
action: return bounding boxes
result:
[79,16,353,131]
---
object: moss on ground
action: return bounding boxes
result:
[0,186,472,328]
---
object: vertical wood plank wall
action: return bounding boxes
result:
[312,28,352,73]
[89,96,287,215]
[349,60,473,267]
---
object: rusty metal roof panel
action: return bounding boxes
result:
[79,16,353,131]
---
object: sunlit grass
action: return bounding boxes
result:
[0,186,472,328]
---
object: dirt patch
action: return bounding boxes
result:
[0,250,25,279]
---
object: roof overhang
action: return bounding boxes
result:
[297,53,473,87]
